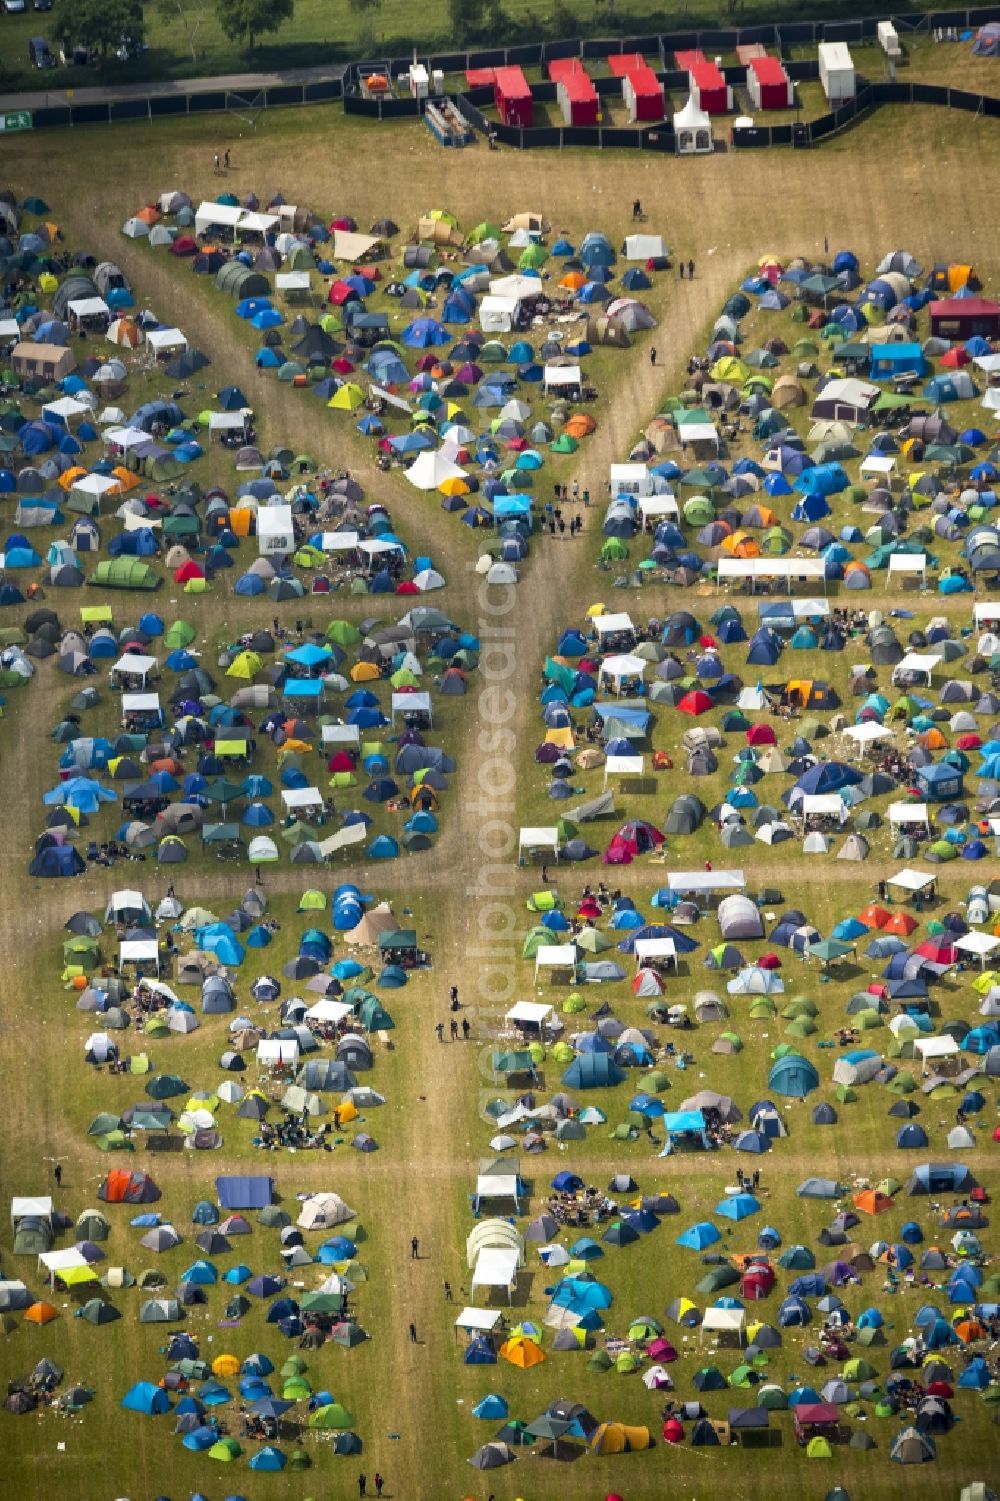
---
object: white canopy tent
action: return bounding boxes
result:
[276,271,311,294]
[717,557,827,592]
[842,721,893,748]
[955,930,1000,966]
[454,1306,503,1336]
[119,938,159,972]
[121,692,161,718]
[667,870,746,892]
[506,1001,555,1028]
[633,937,678,971]
[914,1035,960,1062]
[281,787,323,814]
[11,1196,53,1225]
[391,690,432,724]
[887,867,936,896]
[146,328,188,356]
[471,1246,520,1302]
[639,493,680,521]
[534,944,577,980]
[888,802,930,830]
[257,1038,300,1067]
[887,554,927,586]
[603,754,644,788]
[598,653,647,694]
[892,652,938,686]
[676,413,719,448]
[518,826,559,860]
[700,1305,746,1344]
[593,611,636,641]
[194,201,242,234]
[800,793,847,821]
[542,363,582,394]
[111,653,157,685]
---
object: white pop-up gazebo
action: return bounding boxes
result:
[519,826,559,863]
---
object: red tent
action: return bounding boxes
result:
[677,690,714,715]
[746,724,776,745]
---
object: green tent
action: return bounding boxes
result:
[89,560,160,591]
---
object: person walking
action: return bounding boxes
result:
[650,346,657,365]
[461,1017,471,1039]
[443,1280,453,1302]
[53,1163,62,1187]
[541,863,549,883]
[449,984,459,1009]
[409,1321,417,1343]
[224,148,231,170]
[213,152,220,173]
[688,258,695,279]
[450,1019,459,1041]
[678,261,684,280]
[435,1022,444,1042]
[374,1476,384,1498]
[358,1476,367,1498]
[411,1236,420,1259]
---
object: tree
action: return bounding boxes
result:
[448,0,483,42]
[348,0,381,52]
[156,0,207,63]
[54,0,145,63]
[214,0,295,52]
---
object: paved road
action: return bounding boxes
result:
[0,60,347,113]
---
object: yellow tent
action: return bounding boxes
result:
[544,727,576,750]
[212,1354,240,1377]
[590,1422,650,1454]
[328,383,365,412]
[350,662,380,682]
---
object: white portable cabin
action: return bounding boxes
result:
[257,503,294,557]
[818,42,855,103]
[409,62,429,99]
[877,21,901,57]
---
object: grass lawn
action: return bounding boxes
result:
[0,0,976,93]
[0,100,999,1501]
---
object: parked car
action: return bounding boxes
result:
[4,0,28,14]
[28,35,55,68]
[33,0,54,11]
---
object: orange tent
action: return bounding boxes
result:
[722,532,761,558]
[228,507,254,537]
[858,905,890,929]
[111,466,141,492]
[560,272,586,291]
[853,1189,893,1215]
[58,466,88,491]
[500,1335,546,1368]
[884,912,918,936]
[917,728,948,750]
[955,1318,985,1343]
[25,1302,58,1325]
[136,205,161,225]
[564,413,596,438]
